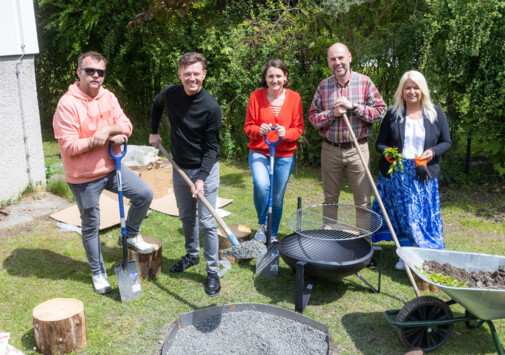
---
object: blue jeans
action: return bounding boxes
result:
[173,162,220,274]
[68,166,153,275]
[249,152,294,237]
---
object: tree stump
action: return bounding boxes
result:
[218,225,252,264]
[33,298,86,355]
[127,235,162,280]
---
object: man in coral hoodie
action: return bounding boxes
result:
[53,51,154,295]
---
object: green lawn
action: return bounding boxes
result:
[1,142,504,354]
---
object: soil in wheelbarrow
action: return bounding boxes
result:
[423,260,505,289]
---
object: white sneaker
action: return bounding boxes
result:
[118,234,155,254]
[254,224,267,243]
[395,259,406,270]
[92,273,111,294]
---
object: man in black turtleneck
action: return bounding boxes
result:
[149,52,222,296]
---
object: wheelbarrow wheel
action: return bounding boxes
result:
[396,296,453,352]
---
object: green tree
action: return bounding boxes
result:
[419,0,505,174]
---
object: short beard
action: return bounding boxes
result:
[333,66,348,77]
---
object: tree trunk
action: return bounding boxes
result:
[127,235,162,280]
[33,298,86,355]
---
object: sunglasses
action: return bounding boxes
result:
[82,67,106,77]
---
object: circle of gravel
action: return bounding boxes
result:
[220,240,267,259]
[165,310,329,354]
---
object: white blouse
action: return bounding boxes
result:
[402,116,425,159]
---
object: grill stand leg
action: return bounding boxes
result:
[295,261,316,313]
[355,246,382,293]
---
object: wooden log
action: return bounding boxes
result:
[218,225,252,264]
[127,235,162,280]
[33,298,86,355]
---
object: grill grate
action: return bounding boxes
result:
[288,204,382,241]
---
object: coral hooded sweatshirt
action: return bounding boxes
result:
[53,82,132,184]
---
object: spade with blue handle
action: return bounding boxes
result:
[109,141,143,302]
[256,126,281,276]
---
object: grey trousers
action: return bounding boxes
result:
[173,162,219,274]
[68,166,153,275]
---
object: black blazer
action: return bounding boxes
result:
[376,105,451,179]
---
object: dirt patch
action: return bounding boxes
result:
[423,260,505,289]
[0,193,71,232]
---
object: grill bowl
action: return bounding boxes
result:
[278,230,373,279]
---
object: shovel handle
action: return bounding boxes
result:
[263,126,281,157]
[341,113,420,298]
[109,141,128,269]
[157,143,240,247]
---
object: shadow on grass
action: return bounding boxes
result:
[342,310,501,354]
[21,329,36,353]
[341,311,401,354]
[3,248,90,282]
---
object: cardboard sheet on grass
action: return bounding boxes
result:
[51,191,232,230]
[50,153,233,229]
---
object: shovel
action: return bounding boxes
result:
[341,113,420,297]
[156,143,240,247]
[109,142,143,302]
[256,128,281,276]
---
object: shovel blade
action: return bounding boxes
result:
[114,260,142,302]
[255,243,279,276]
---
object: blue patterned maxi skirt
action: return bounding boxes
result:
[371,159,445,249]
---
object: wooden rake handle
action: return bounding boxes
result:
[341,113,420,297]
[157,143,240,246]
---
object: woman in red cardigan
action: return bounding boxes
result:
[244,59,304,242]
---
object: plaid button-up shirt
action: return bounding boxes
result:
[309,71,386,143]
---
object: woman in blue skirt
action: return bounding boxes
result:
[372,70,451,269]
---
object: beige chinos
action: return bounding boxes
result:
[321,140,372,239]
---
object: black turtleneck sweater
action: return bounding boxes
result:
[150,85,221,181]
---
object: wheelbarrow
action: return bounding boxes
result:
[385,247,505,353]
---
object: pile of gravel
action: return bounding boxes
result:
[220,240,267,259]
[165,310,329,354]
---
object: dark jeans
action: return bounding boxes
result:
[68,166,153,275]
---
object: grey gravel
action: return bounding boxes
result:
[165,310,329,355]
[220,240,267,258]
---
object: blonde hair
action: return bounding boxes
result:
[391,70,437,123]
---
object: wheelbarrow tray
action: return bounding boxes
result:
[397,247,505,320]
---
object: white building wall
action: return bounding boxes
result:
[0,55,46,201]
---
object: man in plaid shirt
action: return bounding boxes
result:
[309,43,386,223]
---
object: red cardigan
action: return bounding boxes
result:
[244,88,304,157]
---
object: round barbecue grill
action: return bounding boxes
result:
[278,203,382,279]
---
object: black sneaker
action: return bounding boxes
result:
[205,273,221,296]
[170,254,200,273]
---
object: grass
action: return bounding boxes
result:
[0,141,504,354]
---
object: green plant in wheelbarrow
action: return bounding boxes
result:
[416,266,467,287]
[384,147,404,176]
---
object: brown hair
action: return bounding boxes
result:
[78,51,107,68]
[259,59,291,88]
[178,52,207,70]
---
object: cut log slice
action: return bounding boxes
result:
[33,298,86,355]
[127,235,162,280]
[218,224,252,264]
